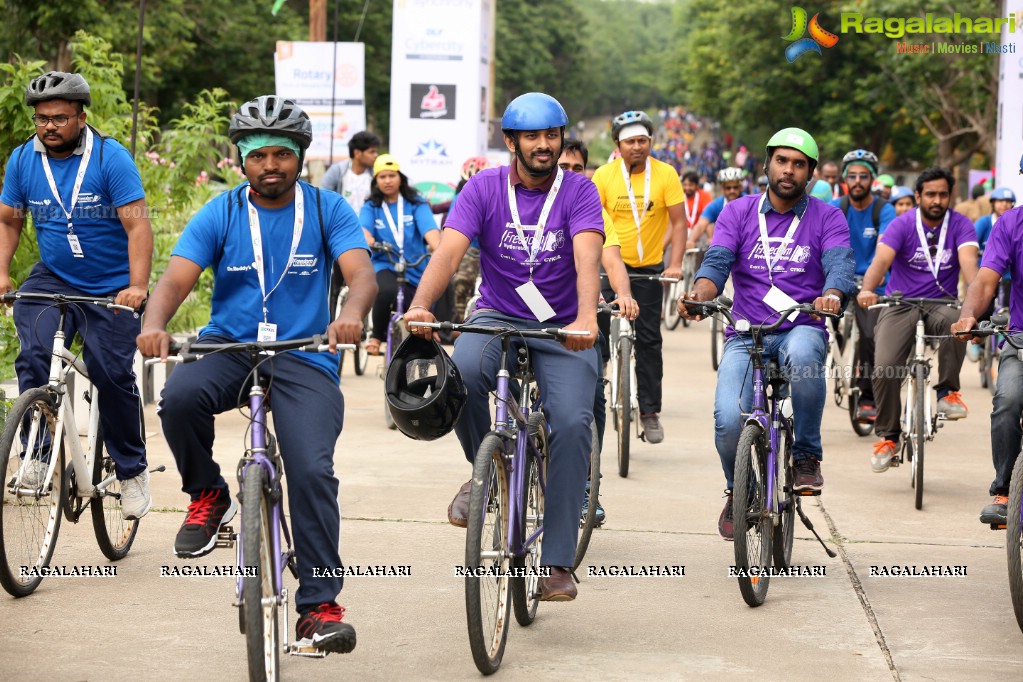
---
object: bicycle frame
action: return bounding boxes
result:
[741,336,792,524]
[903,315,934,443]
[608,315,639,434]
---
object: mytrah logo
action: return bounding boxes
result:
[783,7,839,62]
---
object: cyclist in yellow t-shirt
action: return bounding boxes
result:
[591,111,686,443]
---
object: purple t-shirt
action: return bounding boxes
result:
[880,208,977,299]
[980,206,1023,330]
[444,166,604,323]
[712,194,849,332]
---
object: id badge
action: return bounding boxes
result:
[67,234,84,258]
[257,322,278,342]
[515,280,556,322]
[763,285,800,322]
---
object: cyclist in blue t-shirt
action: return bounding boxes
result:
[137,96,377,655]
[0,71,154,519]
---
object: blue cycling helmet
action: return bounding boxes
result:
[809,179,833,201]
[889,185,914,203]
[991,187,1017,202]
[501,93,569,132]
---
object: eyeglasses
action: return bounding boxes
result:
[32,114,73,128]
[845,173,872,182]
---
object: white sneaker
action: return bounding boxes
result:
[20,459,49,488]
[966,342,981,363]
[120,469,152,520]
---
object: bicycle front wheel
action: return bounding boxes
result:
[616,336,632,478]
[1007,453,1023,632]
[663,281,682,331]
[91,424,140,561]
[912,363,926,510]
[733,424,772,607]
[242,465,280,681]
[465,434,511,674]
[772,421,795,568]
[574,421,600,570]
[711,314,725,371]
[354,311,371,376]
[0,388,66,597]
[848,336,873,437]
[513,413,547,626]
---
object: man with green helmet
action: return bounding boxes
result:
[680,127,855,540]
[875,173,896,202]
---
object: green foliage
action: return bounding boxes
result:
[0,56,47,176]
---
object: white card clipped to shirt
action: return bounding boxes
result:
[257,322,278,343]
[67,234,84,258]
[763,285,800,322]
[515,280,556,322]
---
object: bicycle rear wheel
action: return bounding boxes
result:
[616,336,632,478]
[513,414,547,626]
[772,421,795,568]
[1007,452,1023,633]
[354,311,372,376]
[574,422,600,570]
[465,435,511,674]
[711,314,725,371]
[242,465,280,681]
[733,425,772,607]
[0,388,66,597]
[912,364,926,510]
[91,424,140,561]
[848,335,873,437]
[663,281,682,331]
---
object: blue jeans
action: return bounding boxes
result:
[714,325,827,489]
[452,311,598,569]
[990,350,1023,496]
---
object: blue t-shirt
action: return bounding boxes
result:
[829,197,896,278]
[359,197,438,286]
[976,214,994,251]
[0,133,146,294]
[702,194,747,224]
[172,181,368,379]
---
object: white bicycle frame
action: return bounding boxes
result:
[608,315,639,435]
[902,317,936,445]
[826,314,859,405]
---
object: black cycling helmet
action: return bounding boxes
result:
[228,95,313,150]
[26,71,92,107]
[385,334,467,441]
[611,111,654,141]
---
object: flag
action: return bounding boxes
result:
[271,0,286,15]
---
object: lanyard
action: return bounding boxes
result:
[381,198,405,253]
[914,207,950,280]
[40,127,94,234]
[246,183,305,323]
[756,193,802,284]
[507,167,564,280]
[621,159,651,261]
[684,191,700,228]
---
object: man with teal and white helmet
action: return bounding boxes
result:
[679,127,855,539]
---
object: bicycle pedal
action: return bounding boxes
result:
[991,523,1007,531]
[215,525,237,548]
[287,644,328,658]
[797,490,822,497]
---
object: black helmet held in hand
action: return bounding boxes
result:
[385,334,467,441]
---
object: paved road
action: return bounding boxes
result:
[1,321,1020,681]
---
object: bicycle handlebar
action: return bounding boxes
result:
[679,297,841,332]
[871,293,961,310]
[370,242,430,268]
[628,274,679,283]
[408,320,588,339]
[954,318,1023,351]
[1,290,140,315]
[143,335,356,365]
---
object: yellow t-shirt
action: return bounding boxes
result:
[592,157,685,267]
[602,209,620,249]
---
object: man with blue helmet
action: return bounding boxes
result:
[404,92,605,601]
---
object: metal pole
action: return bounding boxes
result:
[329,0,340,166]
[130,0,146,156]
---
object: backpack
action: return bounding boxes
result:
[840,194,886,245]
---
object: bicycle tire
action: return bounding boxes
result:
[979,342,990,389]
[681,268,695,328]
[1007,452,1023,633]
[711,314,724,371]
[0,388,66,597]
[512,413,548,626]
[333,285,349,380]
[733,424,772,607]
[986,341,998,397]
[663,281,682,331]
[573,421,600,570]
[242,465,280,681]
[772,421,795,568]
[91,423,140,561]
[848,335,873,437]
[384,319,405,430]
[465,434,511,675]
[354,311,371,376]
[616,336,632,478]
[913,363,926,510]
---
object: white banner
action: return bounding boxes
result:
[274,41,367,163]
[389,0,493,205]
[996,3,1023,189]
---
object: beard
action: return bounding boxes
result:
[515,142,560,177]
[250,172,296,199]
[768,175,807,201]
[41,129,81,155]
[921,203,946,222]
[848,183,871,201]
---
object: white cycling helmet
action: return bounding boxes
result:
[717,167,745,184]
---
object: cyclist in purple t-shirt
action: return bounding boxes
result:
[403,93,604,602]
[858,167,979,473]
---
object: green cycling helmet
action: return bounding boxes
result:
[876,173,895,188]
[765,127,819,167]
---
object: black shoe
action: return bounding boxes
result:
[793,458,824,492]
[581,481,606,527]
[718,490,734,541]
[174,487,237,557]
[980,496,1009,525]
[295,603,357,653]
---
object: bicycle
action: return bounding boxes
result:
[0,291,163,598]
[371,242,430,430]
[332,282,371,378]
[682,297,836,607]
[148,335,355,681]
[409,319,587,675]
[663,248,700,331]
[825,297,872,437]
[871,293,961,510]
[978,281,1009,395]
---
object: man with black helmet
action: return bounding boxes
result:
[137,95,376,654]
[403,92,604,601]
[0,71,154,519]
